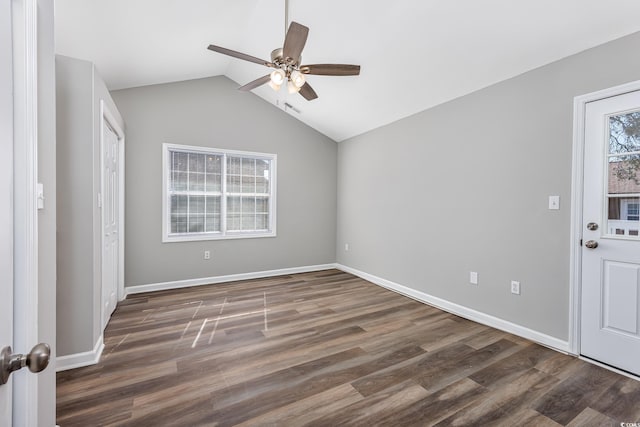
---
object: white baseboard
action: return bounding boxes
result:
[56,334,104,372]
[336,264,571,354]
[124,263,338,297]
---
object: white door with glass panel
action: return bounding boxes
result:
[102,121,119,329]
[581,90,640,376]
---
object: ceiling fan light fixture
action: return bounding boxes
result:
[287,80,301,94]
[270,69,286,86]
[268,80,282,91]
[290,70,306,88]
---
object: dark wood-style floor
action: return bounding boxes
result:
[57,270,640,426]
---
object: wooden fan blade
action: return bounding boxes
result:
[299,64,361,76]
[238,75,272,92]
[299,82,318,101]
[207,45,272,67]
[282,22,309,64]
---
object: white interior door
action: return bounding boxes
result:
[581,89,640,376]
[102,121,119,329]
[1,0,14,418]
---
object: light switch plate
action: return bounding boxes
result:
[548,195,560,210]
[470,271,478,285]
[37,183,44,210]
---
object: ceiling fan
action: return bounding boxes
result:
[206,3,360,101]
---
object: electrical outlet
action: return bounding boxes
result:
[204,250,211,260]
[344,243,349,251]
[511,280,520,295]
[470,271,478,285]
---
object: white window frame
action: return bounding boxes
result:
[162,143,277,242]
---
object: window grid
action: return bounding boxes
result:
[225,156,271,232]
[168,151,222,234]
[163,144,275,242]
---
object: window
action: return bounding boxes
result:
[627,202,639,221]
[162,143,276,242]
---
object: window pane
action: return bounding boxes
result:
[206,155,222,173]
[188,215,204,233]
[255,197,268,213]
[608,155,640,194]
[609,111,640,154]
[256,159,269,176]
[189,195,205,214]
[241,196,256,214]
[171,214,187,233]
[227,196,240,214]
[607,155,640,238]
[171,195,188,214]
[227,214,240,231]
[227,174,240,193]
[171,171,187,191]
[241,175,256,193]
[241,214,255,230]
[172,151,188,172]
[227,156,240,174]
[256,213,268,230]
[189,152,205,173]
[206,173,221,192]
[205,214,220,232]
[190,171,205,191]
[241,158,256,176]
[256,177,269,193]
[206,196,220,215]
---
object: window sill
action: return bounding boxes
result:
[162,230,276,243]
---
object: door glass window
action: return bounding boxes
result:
[606,110,640,238]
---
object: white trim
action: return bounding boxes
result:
[337,264,571,353]
[124,264,337,296]
[11,0,40,425]
[56,336,104,372]
[118,128,125,302]
[569,79,640,355]
[579,356,640,382]
[99,100,126,307]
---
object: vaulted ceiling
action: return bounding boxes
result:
[55,0,640,142]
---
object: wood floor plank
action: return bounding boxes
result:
[234,383,364,426]
[532,363,622,425]
[566,407,619,427]
[307,379,431,427]
[359,377,489,426]
[56,269,640,426]
[590,377,640,421]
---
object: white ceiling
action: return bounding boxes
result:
[55,0,640,142]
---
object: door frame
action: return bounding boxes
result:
[11,0,41,424]
[569,78,640,357]
[100,99,126,310]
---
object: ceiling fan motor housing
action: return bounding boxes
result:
[271,48,300,68]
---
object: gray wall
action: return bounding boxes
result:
[56,56,93,356]
[337,31,640,341]
[56,55,124,356]
[111,76,337,287]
